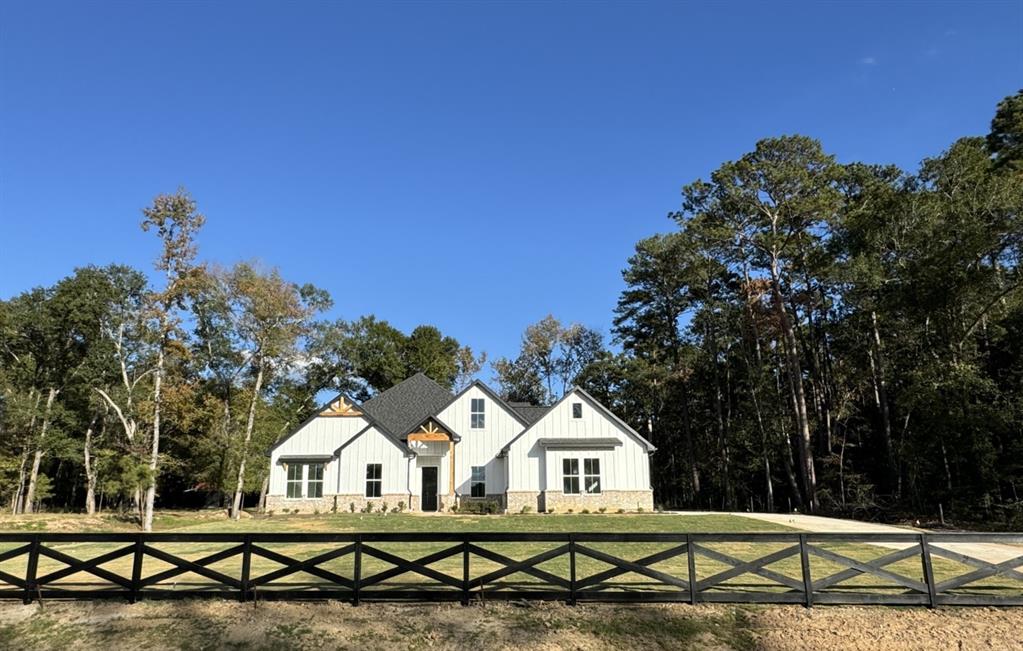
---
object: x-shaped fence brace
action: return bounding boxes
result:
[0,532,1020,607]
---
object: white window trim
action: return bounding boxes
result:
[365,463,383,498]
[562,456,602,496]
[470,466,486,498]
[284,462,326,500]
[470,398,486,429]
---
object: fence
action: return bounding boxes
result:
[0,531,1020,607]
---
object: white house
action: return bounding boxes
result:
[266,373,655,513]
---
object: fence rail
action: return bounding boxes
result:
[0,531,1020,607]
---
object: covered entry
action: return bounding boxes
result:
[406,417,459,512]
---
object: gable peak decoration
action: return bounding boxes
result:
[320,396,362,417]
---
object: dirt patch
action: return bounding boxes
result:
[1,600,1021,650]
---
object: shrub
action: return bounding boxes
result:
[598,507,607,514]
[460,499,500,515]
[397,500,406,513]
[567,508,574,514]
[637,507,645,513]
[617,508,625,514]
[546,508,556,514]
[313,508,320,515]
[268,510,274,517]
[380,501,389,515]
[520,505,533,514]
[349,502,356,513]
[580,508,590,514]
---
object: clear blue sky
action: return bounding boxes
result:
[2,1,1021,368]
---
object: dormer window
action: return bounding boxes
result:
[471,398,485,428]
[572,402,583,419]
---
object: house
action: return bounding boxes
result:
[266,373,655,514]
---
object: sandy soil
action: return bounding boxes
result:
[1,599,1021,650]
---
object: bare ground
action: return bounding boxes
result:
[1,600,1021,651]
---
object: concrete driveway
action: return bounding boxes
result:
[737,511,1023,564]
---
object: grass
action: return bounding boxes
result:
[0,510,1018,599]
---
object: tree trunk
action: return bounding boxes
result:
[231,362,265,519]
[83,415,101,516]
[257,475,269,513]
[680,382,700,499]
[868,310,897,490]
[144,337,164,533]
[24,387,58,514]
[770,261,817,512]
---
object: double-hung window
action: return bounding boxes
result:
[572,402,583,419]
[470,398,485,428]
[366,463,382,498]
[470,466,486,498]
[583,458,601,494]
[286,464,303,498]
[563,459,580,494]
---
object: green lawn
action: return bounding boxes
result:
[0,511,1017,600]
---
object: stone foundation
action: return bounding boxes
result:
[505,491,542,514]
[541,490,653,513]
[265,494,412,514]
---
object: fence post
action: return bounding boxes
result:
[461,537,470,606]
[353,534,362,607]
[240,535,252,603]
[798,534,813,608]
[919,533,937,609]
[130,535,144,603]
[23,535,40,605]
[568,533,577,606]
[686,534,698,605]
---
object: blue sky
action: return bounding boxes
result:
[2,1,1021,369]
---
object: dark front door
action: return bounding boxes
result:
[421,467,439,512]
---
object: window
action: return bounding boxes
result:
[286,463,303,498]
[366,463,382,498]
[471,466,486,498]
[584,458,601,494]
[470,398,485,428]
[563,459,580,494]
[572,402,583,419]
[307,463,324,498]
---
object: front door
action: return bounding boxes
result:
[421,467,439,512]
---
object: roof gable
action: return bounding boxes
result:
[501,387,656,454]
[439,380,531,428]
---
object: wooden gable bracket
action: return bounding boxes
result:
[406,419,451,442]
[319,396,363,417]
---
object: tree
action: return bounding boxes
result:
[139,188,206,531]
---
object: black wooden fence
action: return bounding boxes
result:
[0,531,1020,607]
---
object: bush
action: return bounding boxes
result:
[580,508,590,514]
[637,507,645,513]
[617,508,625,514]
[460,499,500,515]
[598,507,607,514]
[349,502,356,513]
[397,500,406,513]
[546,508,556,514]
[567,508,574,514]
[520,505,533,514]
[268,510,274,517]
[380,501,389,515]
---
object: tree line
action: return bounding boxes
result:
[1,91,1020,527]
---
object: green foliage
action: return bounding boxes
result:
[459,499,500,515]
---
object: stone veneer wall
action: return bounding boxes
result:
[265,493,412,514]
[541,490,653,513]
[505,491,541,513]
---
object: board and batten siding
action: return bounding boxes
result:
[335,426,409,496]
[268,415,370,496]
[505,390,652,492]
[436,385,524,495]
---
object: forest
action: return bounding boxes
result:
[1,91,1021,530]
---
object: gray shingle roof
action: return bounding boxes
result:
[361,373,453,436]
[512,405,549,424]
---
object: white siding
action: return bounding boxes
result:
[336,427,409,496]
[505,390,651,492]
[268,415,370,496]
[437,385,524,496]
